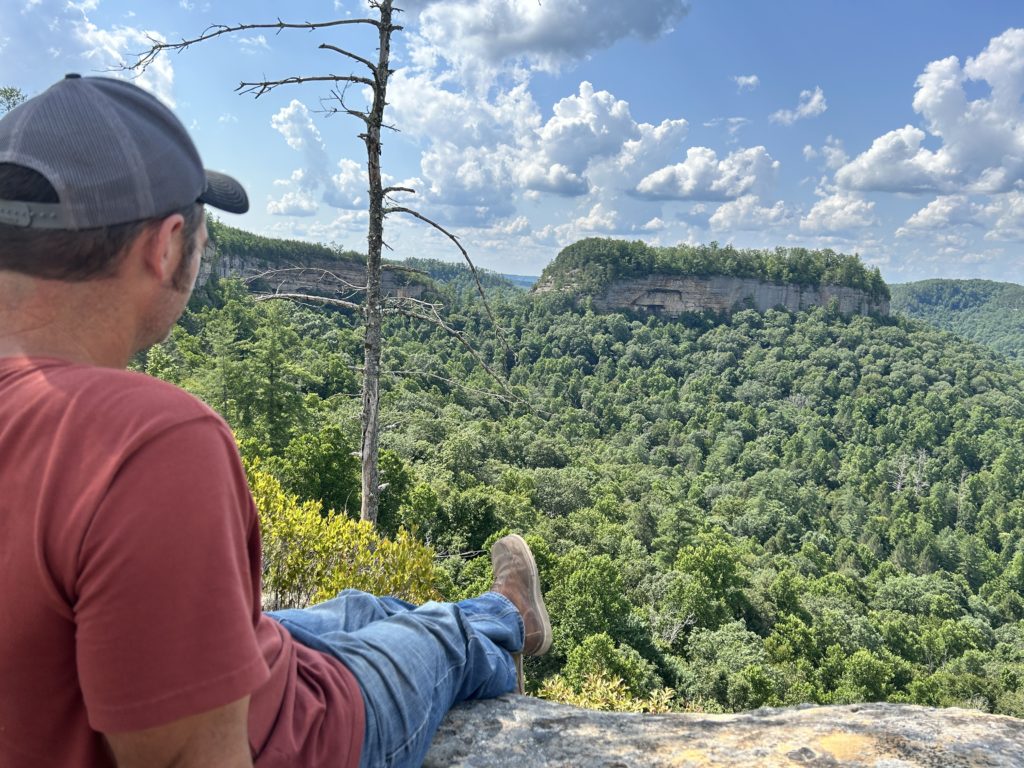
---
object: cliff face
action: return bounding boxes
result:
[425,696,1024,767]
[196,246,425,300]
[536,274,889,318]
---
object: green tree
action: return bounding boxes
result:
[248,462,439,610]
[563,633,662,699]
[0,86,26,115]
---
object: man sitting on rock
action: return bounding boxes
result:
[0,74,551,768]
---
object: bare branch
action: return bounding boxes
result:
[384,295,445,312]
[385,204,514,359]
[317,85,370,125]
[253,292,363,312]
[238,74,374,98]
[384,370,523,407]
[382,186,416,197]
[242,266,368,293]
[381,263,429,276]
[433,549,488,562]
[393,302,534,413]
[318,43,377,74]
[126,19,384,73]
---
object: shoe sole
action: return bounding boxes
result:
[493,534,552,656]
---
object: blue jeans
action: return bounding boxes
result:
[268,590,522,768]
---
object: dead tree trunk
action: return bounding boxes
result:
[359,0,393,524]
[128,1,512,528]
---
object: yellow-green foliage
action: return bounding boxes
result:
[538,672,679,713]
[248,462,440,610]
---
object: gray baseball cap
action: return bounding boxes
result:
[0,74,248,230]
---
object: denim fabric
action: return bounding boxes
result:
[268,590,523,768]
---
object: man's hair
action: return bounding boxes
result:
[0,163,204,283]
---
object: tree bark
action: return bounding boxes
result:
[359,0,393,525]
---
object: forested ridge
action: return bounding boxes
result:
[204,218,519,301]
[207,217,366,266]
[142,249,1024,717]
[891,279,1024,363]
[538,237,890,304]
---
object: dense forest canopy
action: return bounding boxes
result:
[892,279,1024,363]
[539,238,890,304]
[141,251,1024,717]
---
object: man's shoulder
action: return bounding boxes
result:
[5,357,225,436]
[75,365,224,434]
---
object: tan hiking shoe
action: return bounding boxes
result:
[490,534,552,658]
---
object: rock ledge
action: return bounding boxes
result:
[425,696,1023,767]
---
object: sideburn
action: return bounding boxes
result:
[171,241,198,293]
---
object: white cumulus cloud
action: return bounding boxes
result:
[704,116,750,142]
[574,202,620,232]
[836,28,1024,195]
[270,100,367,214]
[535,82,638,174]
[980,191,1024,241]
[73,20,174,106]
[770,86,827,125]
[898,195,980,235]
[325,158,366,210]
[733,74,759,92]
[709,195,789,231]
[417,141,519,224]
[410,0,690,77]
[517,162,589,196]
[804,136,848,170]
[836,125,953,192]
[600,117,690,185]
[635,145,779,201]
[800,192,876,232]
[238,34,269,53]
[267,190,318,217]
[389,71,693,229]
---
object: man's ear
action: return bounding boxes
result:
[136,213,185,284]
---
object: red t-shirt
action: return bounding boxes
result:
[0,357,364,767]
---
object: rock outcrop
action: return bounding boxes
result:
[196,247,425,300]
[536,274,889,318]
[425,696,1022,767]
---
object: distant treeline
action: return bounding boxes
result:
[399,257,524,298]
[207,217,365,266]
[891,279,1024,363]
[540,238,891,303]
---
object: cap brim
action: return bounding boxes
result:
[199,170,249,214]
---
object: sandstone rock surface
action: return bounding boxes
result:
[196,247,424,300]
[536,274,889,318]
[424,696,1022,767]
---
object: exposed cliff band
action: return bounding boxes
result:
[536,273,889,318]
[535,237,891,319]
[196,247,425,301]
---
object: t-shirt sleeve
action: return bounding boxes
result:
[74,416,270,733]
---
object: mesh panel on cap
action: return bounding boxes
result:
[0,75,248,229]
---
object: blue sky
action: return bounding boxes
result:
[3,1,1024,283]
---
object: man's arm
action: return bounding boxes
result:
[104,696,252,768]
[76,418,269,737]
